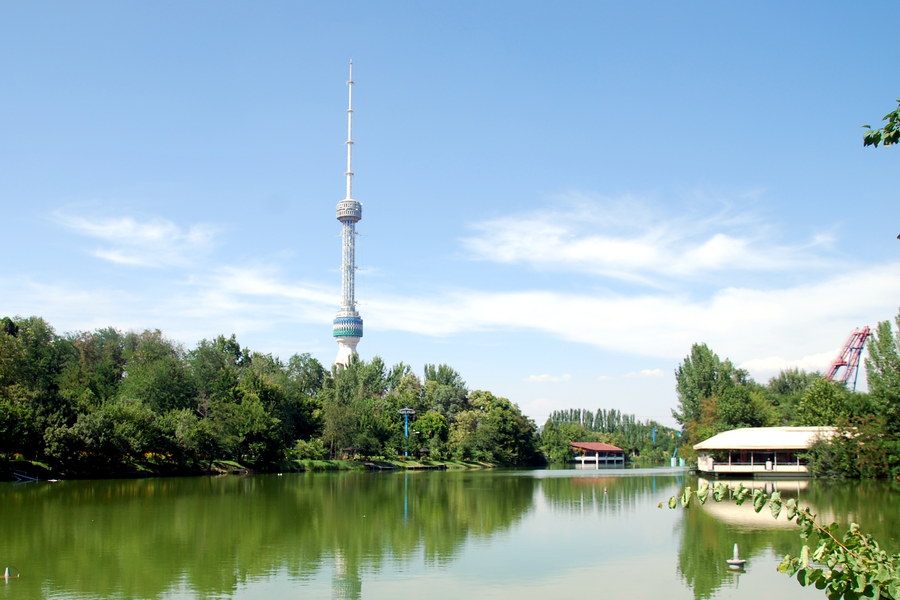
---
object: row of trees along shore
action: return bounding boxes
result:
[671,309,900,479]
[540,408,679,466]
[0,315,542,477]
[3,309,898,478]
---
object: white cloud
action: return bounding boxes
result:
[53,211,219,268]
[738,351,836,382]
[24,199,900,400]
[363,260,900,384]
[625,369,664,378]
[460,194,832,283]
[524,373,572,383]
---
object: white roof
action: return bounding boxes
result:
[694,426,839,451]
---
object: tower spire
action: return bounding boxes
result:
[333,60,364,366]
[345,59,354,201]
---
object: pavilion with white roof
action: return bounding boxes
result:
[694,426,839,477]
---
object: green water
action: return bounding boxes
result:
[2,469,898,600]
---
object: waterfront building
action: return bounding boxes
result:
[569,441,625,467]
[694,426,839,477]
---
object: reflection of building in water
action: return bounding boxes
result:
[695,477,840,529]
[694,427,839,477]
[569,441,625,468]
[696,478,806,528]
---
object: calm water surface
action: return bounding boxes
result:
[2,468,898,600]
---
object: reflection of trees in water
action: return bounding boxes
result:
[676,477,900,600]
[676,501,803,600]
[539,472,687,515]
[1,471,537,600]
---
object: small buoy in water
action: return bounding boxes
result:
[3,567,8,578]
[726,543,746,568]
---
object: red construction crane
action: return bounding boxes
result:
[824,326,871,391]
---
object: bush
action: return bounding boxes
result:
[292,438,328,460]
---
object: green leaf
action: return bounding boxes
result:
[753,491,767,513]
[697,482,709,504]
[668,496,677,509]
[777,554,795,575]
[785,498,798,520]
[853,572,868,593]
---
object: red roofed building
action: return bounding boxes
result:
[569,442,625,468]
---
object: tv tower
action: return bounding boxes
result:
[333,60,363,366]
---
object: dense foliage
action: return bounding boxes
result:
[541,408,679,465]
[0,316,540,477]
[671,310,900,478]
[667,482,900,600]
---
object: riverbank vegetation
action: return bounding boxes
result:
[540,408,680,466]
[0,315,540,479]
[672,309,900,479]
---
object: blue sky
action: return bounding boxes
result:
[3,2,899,428]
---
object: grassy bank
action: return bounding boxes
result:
[290,458,494,472]
[4,456,496,480]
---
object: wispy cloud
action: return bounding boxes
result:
[524,373,572,383]
[366,261,900,381]
[625,369,664,378]
[53,212,219,268]
[460,194,832,284]
[30,199,900,392]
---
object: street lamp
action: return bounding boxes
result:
[398,407,415,457]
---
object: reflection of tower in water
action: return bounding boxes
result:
[333,60,364,367]
[332,551,362,600]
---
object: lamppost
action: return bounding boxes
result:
[398,407,415,457]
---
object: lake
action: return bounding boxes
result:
[2,468,898,600]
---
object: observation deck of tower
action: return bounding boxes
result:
[333,61,363,366]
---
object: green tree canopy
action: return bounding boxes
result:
[673,343,749,427]
[864,312,900,434]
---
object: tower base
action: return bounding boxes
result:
[335,336,361,367]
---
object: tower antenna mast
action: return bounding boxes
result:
[333,60,364,366]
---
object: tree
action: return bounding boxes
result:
[186,335,248,417]
[118,330,195,413]
[424,364,469,419]
[59,327,127,410]
[5,317,76,456]
[716,385,775,430]
[673,343,749,430]
[767,368,820,424]
[798,378,853,426]
[449,391,539,465]
[319,356,397,458]
[540,420,595,465]
[865,312,900,435]
[412,410,448,458]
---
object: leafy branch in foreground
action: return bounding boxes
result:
[863,99,900,148]
[662,482,899,600]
